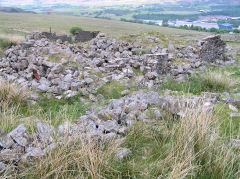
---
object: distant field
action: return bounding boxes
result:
[0,12,211,42]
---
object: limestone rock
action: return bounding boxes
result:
[36,122,55,144]
[114,148,131,161]
[8,125,31,147]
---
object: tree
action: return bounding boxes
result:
[70,27,82,35]
[162,18,169,27]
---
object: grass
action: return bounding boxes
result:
[0,37,17,57]
[216,103,240,139]
[0,79,92,132]
[201,71,238,91]
[0,12,210,41]
[114,106,239,178]
[3,101,238,178]
[0,80,239,178]
[47,54,62,63]
[0,80,29,108]
[97,80,127,100]
[22,136,123,178]
[161,70,239,95]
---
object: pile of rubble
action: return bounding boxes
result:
[0,33,235,98]
[0,90,220,169]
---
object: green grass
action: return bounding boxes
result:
[133,67,144,76]
[215,103,240,139]
[161,70,239,95]
[0,91,92,133]
[0,38,16,49]
[0,12,210,41]
[0,9,239,178]
[0,37,17,57]
[23,94,92,127]
[47,53,62,63]
[110,107,240,178]
[97,80,127,100]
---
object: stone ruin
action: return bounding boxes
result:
[199,35,226,61]
[30,30,99,43]
[0,33,235,99]
[74,30,99,42]
[0,90,223,167]
[30,32,72,42]
[0,32,238,170]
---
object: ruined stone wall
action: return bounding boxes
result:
[199,35,226,61]
[30,32,72,42]
[74,31,99,42]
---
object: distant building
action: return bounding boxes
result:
[218,23,233,29]
[232,17,240,20]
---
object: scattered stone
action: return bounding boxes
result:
[229,104,238,112]
[21,147,45,164]
[36,122,55,144]
[8,124,31,147]
[223,98,240,107]
[0,162,5,171]
[0,132,14,149]
[230,113,240,117]
[121,90,130,96]
[228,139,240,148]
[154,109,163,120]
[115,148,131,161]
[102,120,119,133]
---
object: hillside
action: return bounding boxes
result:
[0,7,36,13]
[0,12,211,41]
[0,11,239,178]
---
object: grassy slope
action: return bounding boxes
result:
[0,12,210,40]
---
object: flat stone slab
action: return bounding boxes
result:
[223,98,240,107]
[230,113,240,117]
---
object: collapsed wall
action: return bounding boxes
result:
[30,30,100,43]
[0,32,235,99]
[199,35,226,61]
[30,32,72,42]
[74,30,99,42]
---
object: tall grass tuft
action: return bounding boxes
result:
[0,38,16,49]
[23,136,122,178]
[161,70,238,94]
[157,106,240,178]
[0,80,29,108]
[200,71,238,91]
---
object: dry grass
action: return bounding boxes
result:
[0,80,31,132]
[0,80,30,108]
[0,104,239,178]
[22,135,123,178]
[201,71,238,91]
[157,106,240,178]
